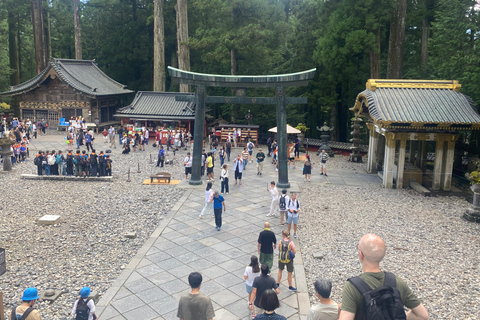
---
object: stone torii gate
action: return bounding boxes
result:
[168,67,316,188]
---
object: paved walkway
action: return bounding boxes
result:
[23,134,381,319]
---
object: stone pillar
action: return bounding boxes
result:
[396,138,407,189]
[383,133,396,188]
[276,86,290,189]
[367,123,378,173]
[441,136,457,191]
[432,138,444,191]
[464,184,480,223]
[189,85,206,185]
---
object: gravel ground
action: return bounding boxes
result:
[0,133,187,319]
[298,156,480,320]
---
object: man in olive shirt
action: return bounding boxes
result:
[339,234,429,320]
[177,272,214,320]
[256,148,266,175]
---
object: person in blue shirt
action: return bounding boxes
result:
[213,192,226,231]
[84,131,93,152]
[157,146,165,167]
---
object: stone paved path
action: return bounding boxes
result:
[24,134,381,319]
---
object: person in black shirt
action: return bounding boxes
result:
[257,222,277,271]
[249,264,279,316]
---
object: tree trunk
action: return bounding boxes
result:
[420,18,429,74]
[369,27,381,78]
[387,0,407,79]
[230,48,236,75]
[175,0,190,93]
[132,0,137,22]
[74,0,82,60]
[153,0,165,91]
[31,0,47,74]
[284,0,291,23]
[45,5,51,60]
[8,11,20,85]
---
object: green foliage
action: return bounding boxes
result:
[295,123,308,133]
[465,160,480,184]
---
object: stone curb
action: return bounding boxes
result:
[20,174,113,182]
[95,188,193,318]
[293,237,311,316]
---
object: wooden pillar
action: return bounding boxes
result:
[441,136,457,191]
[432,137,444,190]
[396,138,407,189]
[383,133,396,188]
[377,135,385,172]
[367,123,379,173]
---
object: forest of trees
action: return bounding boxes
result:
[0,0,479,141]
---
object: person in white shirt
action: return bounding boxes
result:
[237,128,242,145]
[71,287,96,320]
[220,164,229,194]
[244,256,261,318]
[233,129,237,148]
[287,193,300,238]
[184,152,192,179]
[267,181,278,217]
[144,128,149,146]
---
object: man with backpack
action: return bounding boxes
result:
[89,150,98,177]
[277,230,297,291]
[339,234,429,320]
[10,287,42,320]
[278,189,289,226]
[71,287,96,320]
[286,193,300,238]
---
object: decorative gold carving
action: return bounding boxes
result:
[385,132,396,141]
[366,79,461,92]
[20,101,90,110]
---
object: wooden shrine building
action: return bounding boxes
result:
[114,91,196,132]
[0,58,133,127]
[351,79,480,191]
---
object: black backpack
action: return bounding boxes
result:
[279,195,287,210]
[75,298,91,320]
[347,272,406,320]
[11,306,33,320]
[98,155,105,164]
[90,154,98,165]
[66,155,74,165]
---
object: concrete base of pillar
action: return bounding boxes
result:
[463,208,480,223]
[188,179,203,186]
[277,182,291,189]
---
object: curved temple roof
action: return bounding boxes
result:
[1,58,133,97]
[168,67,316,88]
[351,79,480,129]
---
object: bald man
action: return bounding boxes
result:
[339,234,429,320]
[257,222,277,271]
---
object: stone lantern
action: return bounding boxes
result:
[316,122,334,157]
[0,137,15,171]
[349,117,363,163]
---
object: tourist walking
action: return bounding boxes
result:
[253,289,286,320]
[307,279,340,320]
[286,193,300,238]
[102,128,108,143]
[249,265,279,317]
[288,144,296,168]
[303,154,312,181]
[184,152,192,180]
[266,137,272,157]
[213,192,226,231]
[319,149,329,176]
[339,234,429,320]
[219,146,226,167]
[267,182,278,217]
[233,154,243,185]
[247,140,255,162]
[244,256,261,318]
[85,131,93,152]
[294,137,300,158]
[220,164,229,194]
[278,189,289,226]
[157,146,165,167]
[256,148,266,175]
[242,148,249,170]
[11,287,42,320]
[277,230,297,291]
[225,140,232,161]
[233,128,238,148]
[71,287,96,320]
[206,152,214,181]
[117,127,123,146]
[199,182,214,219]
[257,222,276,271]
[177,272,215,320]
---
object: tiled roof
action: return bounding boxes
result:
[305,138,368,152]
[115,91,195,120]
[355,87,480,126]
[1,58,133,97]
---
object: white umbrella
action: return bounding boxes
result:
[268,124,301,134]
